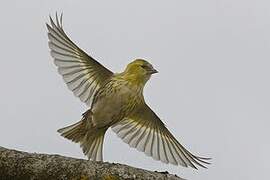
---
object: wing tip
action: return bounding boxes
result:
[190,154,212,169]
[47,12,64,30]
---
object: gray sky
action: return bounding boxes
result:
[0,0,269,179]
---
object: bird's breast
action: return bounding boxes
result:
[90,79,143,127]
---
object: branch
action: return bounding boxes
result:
[0,146,184,180]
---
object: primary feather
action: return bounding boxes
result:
[46,13,113,107]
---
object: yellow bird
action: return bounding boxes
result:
[46,14,210,169]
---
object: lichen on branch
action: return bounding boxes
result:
[0,146,184,180]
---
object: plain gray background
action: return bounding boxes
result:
[0,0,269,179]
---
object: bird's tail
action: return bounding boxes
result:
[57,120,106,161]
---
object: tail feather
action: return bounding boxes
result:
[57,121,85,143]
[80,128,106,161]
[57,120,106,161]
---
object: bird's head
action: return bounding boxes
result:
[122,59,158,86]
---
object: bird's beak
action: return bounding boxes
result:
[149,68,158,74]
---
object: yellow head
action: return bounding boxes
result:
[122,59,158,85]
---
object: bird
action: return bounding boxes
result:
[46,14,210,169]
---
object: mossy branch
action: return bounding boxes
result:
[0,146,184,180]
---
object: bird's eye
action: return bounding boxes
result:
[141,65,148,69]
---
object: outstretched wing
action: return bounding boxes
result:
[46,14,113,106]
[112,104,210,169]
